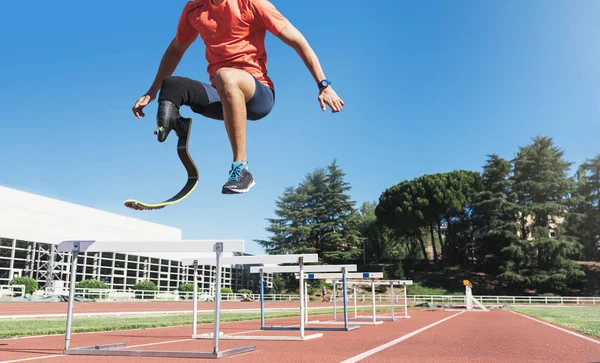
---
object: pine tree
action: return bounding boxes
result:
[471,154,519,271]
[499,136,585,292]
[255,159,362,264]
[318,159,362,263]
[567,154,600,260]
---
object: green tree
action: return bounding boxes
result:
[567,154,600,260]
[376,179,430,262]
[358,201,409,263]
[499,136,585,292]
[471,154,519,271]
[375,170,482,264]
[255,159,362,264]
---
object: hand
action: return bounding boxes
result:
[132,92,157,118]
[318,87,344,113]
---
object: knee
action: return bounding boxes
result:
[214,68,242,98]
[161,76,186,91]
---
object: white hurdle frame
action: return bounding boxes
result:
[249,263,361,334]
[57,239,254,359]
[294,272,384,326]
[181,254,323,341]
[331,280,413,323]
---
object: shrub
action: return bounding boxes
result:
[221,287,233,295]
[76,279,108,289]
[178,283,195,292]
[10,277,38,295]
[133,280,158,299]
[237,289,252,294]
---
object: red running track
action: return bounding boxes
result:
[1,309,598,362]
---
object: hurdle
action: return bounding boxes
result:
[249,263,361,333]
[293,272,385,325]
[181,254,324,341]
[57,239,256,359]
[331,279,413,323]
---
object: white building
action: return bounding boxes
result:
[0,185,264,294]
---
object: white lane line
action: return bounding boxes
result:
[0,318,308,363]
[339,311,465,363]
[506,309,600,345]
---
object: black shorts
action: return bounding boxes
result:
[159,75,275,121]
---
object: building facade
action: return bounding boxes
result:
[0,186,267,294]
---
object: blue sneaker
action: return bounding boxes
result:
[222,161,255,194]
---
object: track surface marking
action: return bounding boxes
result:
[357,309,600,363]
[339,311,465,363]
[2,308,599,362]
[506,309,600,345]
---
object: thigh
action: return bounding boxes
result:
[246,77,275,121]
[190,82,225,121]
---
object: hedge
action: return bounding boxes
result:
[10,277,38,295]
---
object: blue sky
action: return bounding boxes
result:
[1,1,598,255]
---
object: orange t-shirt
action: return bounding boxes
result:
[175,0,289,90]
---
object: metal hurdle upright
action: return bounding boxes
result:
[58,239,255,359]
[331,279,413,323]
[249,263,362,333]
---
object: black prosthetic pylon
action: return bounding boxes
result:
[154,100,190,142]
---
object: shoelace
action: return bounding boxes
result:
[229,164,245,181]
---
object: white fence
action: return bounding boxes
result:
[0,285,25,298]
[1,285,598,305]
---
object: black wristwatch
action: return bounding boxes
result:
[318,79,331,90]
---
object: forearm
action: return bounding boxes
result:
[146,41,186,96]
[291,37,326,84]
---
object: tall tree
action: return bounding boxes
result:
[471,154,519,271]
[255,159,362,264]
[376,179,430,262]
[498,136,585,292]
[376,170,482,264]
[567,154,600,260]
[319,159,362,263]
[358,201,410,263]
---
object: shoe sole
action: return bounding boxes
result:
[222,180,256,194]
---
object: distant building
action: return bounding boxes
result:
[0,186,269,294]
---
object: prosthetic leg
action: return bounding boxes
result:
[124,101,199,211]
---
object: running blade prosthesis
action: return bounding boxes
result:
[124,115,198,211]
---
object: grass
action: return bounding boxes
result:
[508,306,600,338]
[0,306,393,339]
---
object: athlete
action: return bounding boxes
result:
[132,0,344,194]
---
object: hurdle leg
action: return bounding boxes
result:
[371,280,376,324]
[391,282,395,320]
[64,242,80,350]
[299,257,305,338]
[260,268,265,329]
[403,282,410,318]
[305,280,309,324]
[342,268,349,330]
[333,281,337,320]
[213,243,223,353]
[354,286,357,319]
[192,260,198,337]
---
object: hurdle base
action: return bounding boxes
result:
[319,320,384,325]
[194,332,323,341]
[262,325,360,332]
[64,343,255,359]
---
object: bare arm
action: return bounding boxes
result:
[132,38,192,118]
[146,38,192,97]
[277,23,344,113]
[276,23,326,84]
